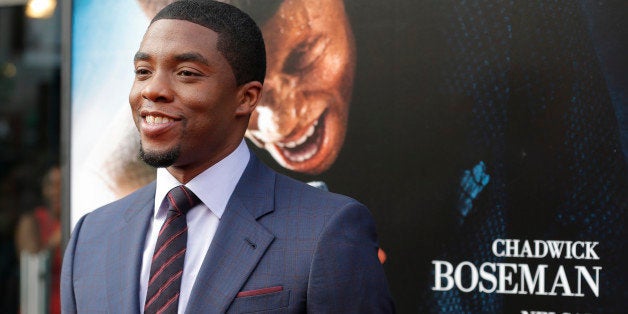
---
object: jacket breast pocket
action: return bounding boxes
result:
[227,289,291,314]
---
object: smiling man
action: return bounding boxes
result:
[61,1,393,313]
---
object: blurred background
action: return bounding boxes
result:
[0,0,61,313]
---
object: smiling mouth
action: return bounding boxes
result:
[273,110,327,163]
[138,112,182,139]
[144,114,175,124]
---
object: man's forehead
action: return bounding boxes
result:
[134,50,210,67]
[137,20,219,57]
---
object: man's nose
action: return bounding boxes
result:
[254,75,299,137]
[141,72,174,102]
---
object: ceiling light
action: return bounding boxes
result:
[25,0,56,19]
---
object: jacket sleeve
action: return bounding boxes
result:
[307,201,395,313]
[60,214,87,314]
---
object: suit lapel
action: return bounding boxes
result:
[106,183,155,314]
[186,154,276,314]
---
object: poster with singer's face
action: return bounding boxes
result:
[71,1,627,312]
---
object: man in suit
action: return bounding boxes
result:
[61,1,394,313]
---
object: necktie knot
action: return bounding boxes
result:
[166,185,201,215]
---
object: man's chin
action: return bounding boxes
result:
[139,146,180,168]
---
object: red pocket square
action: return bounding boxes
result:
[236,286,283,298]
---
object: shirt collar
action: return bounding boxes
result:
[154,140,250,219]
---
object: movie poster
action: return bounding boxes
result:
[70,1,627,312]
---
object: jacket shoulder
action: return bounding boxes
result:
[274,172,363,214]
[79,182,155,228]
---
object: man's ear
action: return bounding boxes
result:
[235,81,263,116]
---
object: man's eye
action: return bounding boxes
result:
[283,36,328,74]
[134,68,150,76]
[179,70,198,76]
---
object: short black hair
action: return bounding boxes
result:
[152,0,266,85]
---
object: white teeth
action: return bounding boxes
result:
[145,115,173,125]
[277,119,319,149]
[295,149,316,162]
[304,123,316,138]
[287,145,318,163]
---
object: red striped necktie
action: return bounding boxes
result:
[144,185,200,314]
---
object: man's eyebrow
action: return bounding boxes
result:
[175,52,210,66]
[133,51,210,66]
[134,52,150,62]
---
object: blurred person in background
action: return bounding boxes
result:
[15,165,62,314]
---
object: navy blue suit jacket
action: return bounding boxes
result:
[61,154,394,313]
